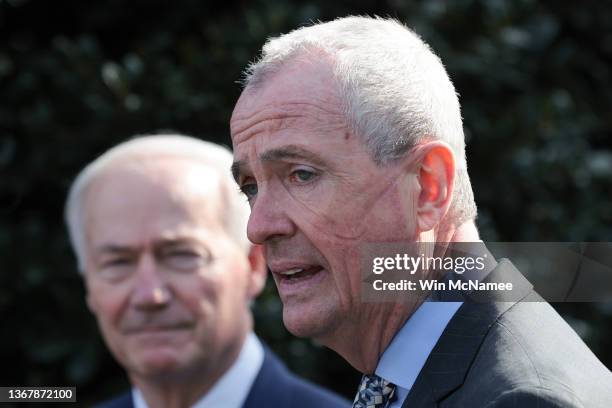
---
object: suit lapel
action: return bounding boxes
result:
[243,346,291,408]
[402,259,533,407]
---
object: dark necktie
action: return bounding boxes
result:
[353,373,396,408]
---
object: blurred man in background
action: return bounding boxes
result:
[230,16,612,408]
[65,135,348,408]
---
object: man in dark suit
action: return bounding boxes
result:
[403,260,612,407]
[229,16,612,407]
[65,134,348,408]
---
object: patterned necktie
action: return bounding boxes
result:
[353,374,396,408]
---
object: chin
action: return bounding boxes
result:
[130,350,185,377]
[282,304,337,340]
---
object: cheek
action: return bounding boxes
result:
[88,284,130,327]
[291,181,418,307]
[329,245,367,304]
[395,174,420,233]
[288,181,417,249]
[178,271,247,344]
[287,175,415,245]
[173,274,219,313]
[173,267,244,322]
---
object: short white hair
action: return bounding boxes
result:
[244,16,476,225]
[65,134,250,273]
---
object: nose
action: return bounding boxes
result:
[130,253,171,310]
[247,188,296,244]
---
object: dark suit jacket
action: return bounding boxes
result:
[96,344,349,408]
[403,259,612,408]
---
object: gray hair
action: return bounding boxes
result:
[243,16,476,225]
[65,134,251,273]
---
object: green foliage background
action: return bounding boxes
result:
[1,0,611,404]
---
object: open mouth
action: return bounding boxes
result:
[275,265,324,284]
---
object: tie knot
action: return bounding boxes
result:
[353,374,396,408]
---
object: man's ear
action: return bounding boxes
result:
[414,141,455,232]
[246,244,267,299]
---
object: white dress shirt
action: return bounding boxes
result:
[375,301,462,408]
[133,332,264,408]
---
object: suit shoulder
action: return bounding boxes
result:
[283,372,351,408]
[484,386,583,408]
[494,301,611,382]
[245,348,350,408]
[462,301,612,407]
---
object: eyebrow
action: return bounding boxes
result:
[231,145,325,182]
[94,244,135,256]
[94,238,200,255]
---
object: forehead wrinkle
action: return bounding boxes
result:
[231,99,344,140]
[231,112,301,142]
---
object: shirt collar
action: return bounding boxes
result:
[133,332,264,408]
[375,242,496,394]
[375,301,462,391]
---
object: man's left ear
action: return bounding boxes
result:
[246,244,267,299]
[414,141,455,232]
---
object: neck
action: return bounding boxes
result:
[438,220,480,243]
[130,329,248,408]
[320,220,479,374]
[430,220,480,260]
[319,294,425,374]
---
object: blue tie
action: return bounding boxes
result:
[353,374,396,408]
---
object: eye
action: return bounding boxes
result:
[239,182,258,202]
[288,168,316,183]
[97,257,134,281]
[162,249,210,271]
[101,257,132,268]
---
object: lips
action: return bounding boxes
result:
[123,321,194,335]
[276,265,323,283]
[269,262,326,294]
